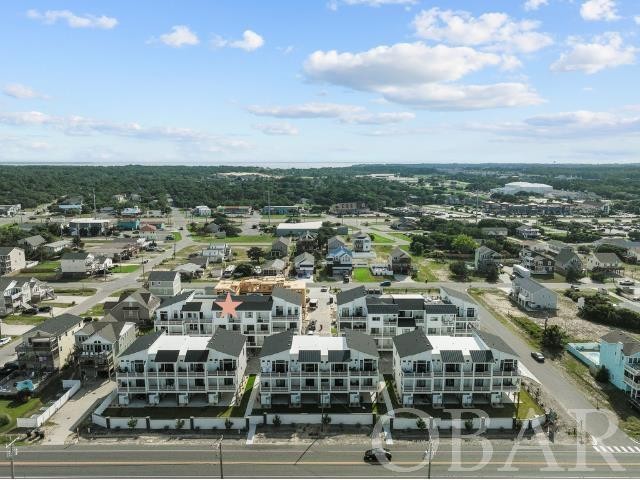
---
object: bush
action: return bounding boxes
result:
[416,418,427,431]
[272,415,282,428]
[225,418,233,430]
[127,417,138,429]
[0,413,10,428]
[175,418,185,430]
[464,419,473,432]
[594,365,609,383]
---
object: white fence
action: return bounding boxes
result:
[264,413,373,426]
[17,379,81,428]
[391,414,546,431]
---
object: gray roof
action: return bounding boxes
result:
[0,246,21,255]
[159,291,194,308]
[299,350,321,362]
[262,258,286,270]
[28,314,83,337]
[394,297,426,311]
[393,330,432,357]
[366,299,398,314]
[19,235,46,247]
[336,285,366,305]
[440,350,464,363]
[77,321,129,343]
[272,286,303,306]
[61,251,90,260]
[390,247,410,259]
[556,248,581,267]
[424,303,458,314]
[294,252,314,266]
[593,252,621,264]
[120,331,163,356]
[328,350,351,362]
[475,329,518,357]
[513,275,549,295]
[476,245,499,256]
[470,350,494,363]
[207,328,246,357]
[260,330,295,357]
[600,330,640,356]
[345,330,379,357]
[148,270,179,282]
[440,286,475,304]
[211,294,273,312]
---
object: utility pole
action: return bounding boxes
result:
[267,190,271,226]
[214,435,224,479]
[6,437,18,479]
[93,188,97,217]
[426,438,433,479]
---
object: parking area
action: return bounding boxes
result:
[305,286,335,336]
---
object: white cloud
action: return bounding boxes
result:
[412,8,553,53]
[474,109,640,139]
[580,0,620,21]
[253,122,299,136]
[634,16,640,25]
[303,42,542,110]
[26,9,117,29]
[213,30,264,52]
[328,0,417,9]
[551,33,636,74]
[0,110,249,152]
[524,0,549,11]
[3,83,49,100]
[247,102,415,124]
[157,25,199,48]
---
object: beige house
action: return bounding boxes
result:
[0,247,26,275]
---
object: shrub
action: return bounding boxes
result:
[175,418,185,430]
[272,415,282,428]
[321,414,331,426]
[0,414,10,428]
[225,418,233,430]
[127,417,138,429]
[594,365,609,383]
[464,419,473,432]
[416,418,427,431]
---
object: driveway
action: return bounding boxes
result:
[306,286,334,336]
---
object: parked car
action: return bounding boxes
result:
[166,235,174,241]
[380,281,392,287]
[23,307,38,315]
[0,362,19,375]
[531,352,545,363]
[38,305,52,313]
[0,337,11,347]
[570,285,580,291]
[364,448,392,463]
[320,285,329,292]
[343,276,350,284]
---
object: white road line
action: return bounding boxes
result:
[612,446,622,452]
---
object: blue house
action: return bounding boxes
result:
[599,330,640,407]
[117,219,141,231]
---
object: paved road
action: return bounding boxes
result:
[2,442,639,478]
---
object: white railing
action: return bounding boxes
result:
[17,379,81,428]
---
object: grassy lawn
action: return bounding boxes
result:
[171,231,182,241]
[226,235,273,244]
[0,398,43,434]
[221,374,256,417]
[384,375,401,410]
[2,314,47,325]
[112,264,140,273]
[82,303,105,317]
[370,234,394,244]
[55,287,97,296]
[517,388,544,419]
[110,288,136,299]
[352,267,377,283]
[386,232,412,242]
[414,260,438,282]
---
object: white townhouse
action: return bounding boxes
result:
[0,276,54,316]
[0,247,26,275]
[352,231,372,253]
[201,243,232,262]
[392,329,521,408]
[336,286,480,350]
[193,205,212,217]
[75,321,138,377]
[116,329,247,406]
[259,330,379,408]
[515,225,541,240]
[154,286,304,349]
[511,275,557,311]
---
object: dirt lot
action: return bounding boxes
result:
[481,289,614,342]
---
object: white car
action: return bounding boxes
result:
[0,337,11,347]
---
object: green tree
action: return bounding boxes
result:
[247,247,265,264]
[449,261,468,280]
[451,234,478,254]
[565,265,582,284]
[541,325,566,350]
[485,264,499,282]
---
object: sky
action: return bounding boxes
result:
[0,0,639,166]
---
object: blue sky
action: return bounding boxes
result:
[0,0,639,166]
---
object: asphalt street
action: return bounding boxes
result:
[2,442,639,478]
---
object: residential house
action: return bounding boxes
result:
[262,258,287,276]
[121,206,142,217]
[0,204,21,216]
[293,252,314,278]
[270,237,292,259]
[68,218,110,237]
[352,231,372,253]
[0,277,31,316]
[511,275,557,311]
[336,286,479,350]
[140,223,157,240]
[104,289,161,325]
[147,271,182,297]
[0,247,26,274]
[16,314,84,373]
[392,329,520,407]
[259,330,379,408]
[204,222,224,236]
[554,247,584,275]
[295,232,317,254]
[117,219,141,231]
[217,205,252,217]
[262,205,300,215]
[17,235,46,254]
[326,246,353,277]
[175,263,205,279]
[57,197,83,214]
[519,248,555,275]
[388,247,412,275]
[599,330,640,408]
[587,252,623,276]
[327,236,346,252]
[515,225,541,240]
[546,240,569,255]
[201,243,232,263]
[474,246,501,272]
[42,240,71,256]
[61,252,95,278]
[480,227,508,238]
[75,321,138,377]
[115,329,247,406]
[193,205,212,217]
[154,287,303,349]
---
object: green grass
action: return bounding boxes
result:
[0,398,43,433]
[222,374,256,417]
[352,267,377,283]
[225,235,273,244]
[370,234,394,244]
[383,375,401,410]
[517,388,544,419]
[2,314,47,325]
[415,260,438,282]
[171,231,182,241]
[22,260,60,273]
[112,264,139,273]
[82,303,105,317]
[40,301,74,308]
[386,232,412,242]
[55,287,97,296]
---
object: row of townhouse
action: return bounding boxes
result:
[393,329,521,408]
[0,276,54,316]
[75,320,138,377]
[336,285,480,350]
[259,329,379,408]
[518,248,555,275]
[116,329,247,406]
[154,287,304,349]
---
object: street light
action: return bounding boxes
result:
[6,438,18,479]
[213,435,224,478]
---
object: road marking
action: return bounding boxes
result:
[593,445,640,454]
[246,423,256,445]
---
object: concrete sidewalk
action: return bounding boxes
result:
[43,379,115,445]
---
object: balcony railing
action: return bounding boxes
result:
[118,386,146,393]
[272,315,300,321]
[155,319,184,326]
[338,316,367,322]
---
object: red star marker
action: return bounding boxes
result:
[215,292,243,318]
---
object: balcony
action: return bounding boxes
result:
[443,385,462,391]
[148,384,176,391]
[338,316,366,322]
[155,319,184,326]
[473,385,491,392]
[272,315,300,321]
[405,385,432,393]
[623,376,640,389]
[118,386,146,393]
[262,386,289,392]
[401,371,431,378]
[625,363,640,376]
